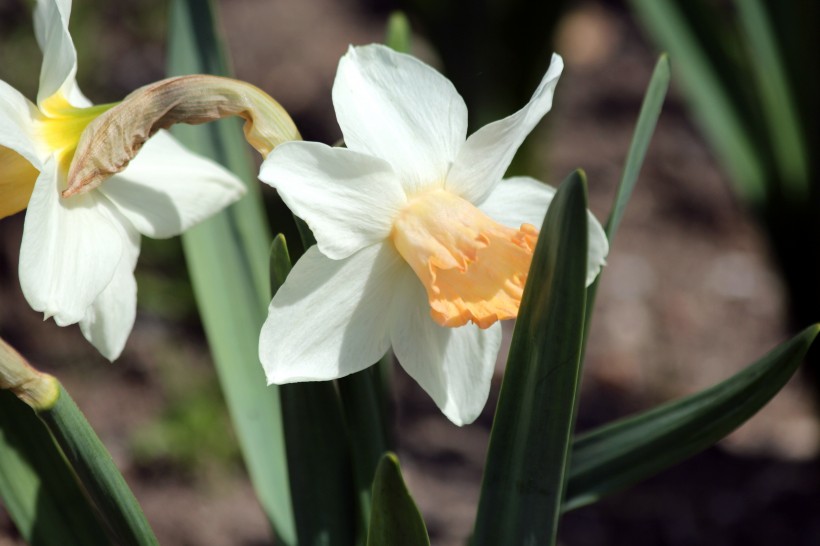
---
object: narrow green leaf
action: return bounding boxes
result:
[564,324,820,511]
[629,0,767,204]
[385,12,412,54]
[473,170,589,546]
[166,0,296,543]
[37,385,158,546]
[735,0,809,199]
[269,235,357,546]
[367,453,429,546]
[583,54,670,347]
[604,54,670,242]
[0,391,109,546]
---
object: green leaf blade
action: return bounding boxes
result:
[0,390,110,546]
[474,170,589,545]
[367,453,429,546]
[270,237,358,546]
[38,386,158,546]
[564,324,820,511]
[629,0,767,204]
[166,1,295,543]
[605,54,670,242]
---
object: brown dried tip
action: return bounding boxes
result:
[64,74,301,197]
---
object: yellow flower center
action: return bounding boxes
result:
[36,94,115,175]
[0,93,115,219]
[391,189,538,329]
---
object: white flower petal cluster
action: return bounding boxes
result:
[259,45,609,425]
[0,0,245,360]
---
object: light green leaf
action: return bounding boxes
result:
[385,12,412,54]
[473,170,589,546]
[367,453,429,546]
[166,0,295,543]
[0,390,109,546]
[565,324,819,511]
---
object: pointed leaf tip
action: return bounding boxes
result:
[368,453,429,546]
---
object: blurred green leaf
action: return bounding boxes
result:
[564,324,819,511]
[385,12,412,54]
[629,0,766,204]
[166,0,295,543]
[735,0,809,198]
[0,390,109,546]
[38,386,158,546]
[270,235,357,546]
[367,453,429,546]
[473,170,589,546]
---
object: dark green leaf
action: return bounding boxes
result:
[367,453,429,546]
[0,390,110,545]
[473,170,589,545]
[270,236,357,546]
[583,54,670,348]
[564,324,819,511]
[38,386,157,545]
[605,54,670,241]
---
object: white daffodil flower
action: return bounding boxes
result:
[259,44,608,425]
[0,0,244,360]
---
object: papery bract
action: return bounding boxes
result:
[0,0,245,360]
[259,44,609,425]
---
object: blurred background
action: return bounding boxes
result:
[1,0,819,544]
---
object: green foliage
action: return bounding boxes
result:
[0,390,110,546]
[38,386,158,546]
[565,324,819,511]
[474,170,589,546]
[367,454,429,546]
[166,0,295,542]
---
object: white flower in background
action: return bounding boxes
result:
[0,0,244,360]
[259,44,608,425]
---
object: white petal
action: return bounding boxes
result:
[333,44,468,195]
[0,81,44,168]
[446,54,564,204]
[260,243,403,384]
[98,131,245,239]
[585,212,610,286]
[477,175,557,229]
[19,157,123,325]
[79,221,140,361]
[389,268,502,425]
[33,0,91,109]
[478,176,609,286]
[259,141,406,260]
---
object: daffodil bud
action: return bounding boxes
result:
[65,74,300,197]
[0,338,59,411]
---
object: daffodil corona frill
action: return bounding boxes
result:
[259,45,609,425]
[0,0,245,360]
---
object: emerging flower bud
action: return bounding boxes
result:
[65,75,300,197]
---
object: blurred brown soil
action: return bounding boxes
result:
[1,1,819,545]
